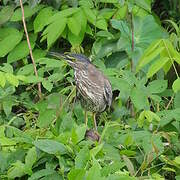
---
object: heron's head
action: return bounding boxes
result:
[48,52,91,68]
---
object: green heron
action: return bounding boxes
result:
[49,52,112,131]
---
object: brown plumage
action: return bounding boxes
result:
[49,52,112,131]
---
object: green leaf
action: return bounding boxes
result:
[10,5,42,21]
[67,8,87,46]
[174,92,180,108]
[0,6,14,24]
[42,80,53,92]
[37,109,56,128]
[131,87,149,110]
[7,39,35,63]
[47,8,79,24]
[0,28,23,57]
[67,16,81,36]
[25,147,37,170]
[147,57,169,78]
[33,139,67,155]
[28,169,55,180]
[137,45,164,71]
[147,80,167,94]
[17,64,34,75]
[42,18,67,48]
[37,58,64,67]
[172,78,180,93]
[134,0,151,12]
[96,17,107,30]
[90,143,104,157]
[72,125,86,144]
[3,98,13,116]
[0,72,6,87]
[75,146,90,168]
[82,7,96,24]
[68,169,86,180]
[5,73,19,87]
[86,161,102,180]
[7,161,25,179]
[33,7,53,33]
[174,156,180,165]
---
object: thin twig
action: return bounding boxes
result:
[19,0,42,99]
[165,94,174,110]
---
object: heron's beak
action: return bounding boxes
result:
[48,51,76,67]
[48,52,67,60]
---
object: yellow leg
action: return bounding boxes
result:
[85,111,88,126]
[93,113,97,131]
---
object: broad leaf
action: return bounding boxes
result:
[34,7,53,33]
[172,78,180,93]
[75,146,90,168]
[33,139,67,155]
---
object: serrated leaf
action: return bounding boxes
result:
[33,139,67,155]
[42,80,53,92]
[172,78,180,93]
[5,73,19,87]
[33,7,53,33]
[147,57,169,78]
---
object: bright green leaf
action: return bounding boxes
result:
[172,78,180,93]
[147,57,169,78]
[0,72,6,87]
[34,7,53,33]
[5,73,19,87]
[67,16,81,36]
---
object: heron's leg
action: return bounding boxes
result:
[85,111,88,126]
[92,113,97,131]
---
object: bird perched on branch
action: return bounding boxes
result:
[49,52,112,131]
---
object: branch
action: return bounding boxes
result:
[19,0,42,99]
[130,13,135,118]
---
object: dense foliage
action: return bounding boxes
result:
[0,0,180,179]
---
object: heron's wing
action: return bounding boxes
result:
[103,79,112,107]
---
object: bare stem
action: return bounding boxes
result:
[130,13,135,118]
[19,0,42,99]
